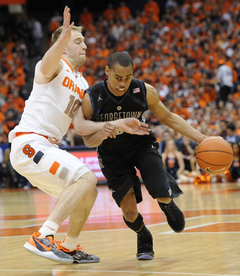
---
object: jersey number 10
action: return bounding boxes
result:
[64,95,81,118]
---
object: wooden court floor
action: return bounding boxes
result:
[1,182,240,276]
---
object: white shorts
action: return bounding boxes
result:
[10,133,91,198]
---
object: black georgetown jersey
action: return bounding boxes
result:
[85,78,157,154]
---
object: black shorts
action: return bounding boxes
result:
[97,141,183,207]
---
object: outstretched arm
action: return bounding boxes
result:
[73,105,150,137]
[35,6,74,84]
[146,83,207,144]
[81,118,150,148]
[72,92,150,147]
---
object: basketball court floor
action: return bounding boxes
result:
[1,182,240,276]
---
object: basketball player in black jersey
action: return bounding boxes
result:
[76,52,207,260]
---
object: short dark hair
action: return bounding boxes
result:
[108,52,133,69]
[227,122,236,131]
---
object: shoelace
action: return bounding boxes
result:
[46,236,62,249]
[55,239,83,253]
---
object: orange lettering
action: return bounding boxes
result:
[62,77,83,99]
[23,144,35,158]
[75,86,79,96]
[79,88,84,99]
[69,80,74,91]
[62,76,70,87]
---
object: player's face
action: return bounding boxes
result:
[66,31,87,66]
[105,63,133,97]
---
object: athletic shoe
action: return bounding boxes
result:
[23,232,73,264]
[137,227,154,260]
[159,200,185,232]
[57,238,100,264]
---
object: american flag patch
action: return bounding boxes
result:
[133,87,140,93]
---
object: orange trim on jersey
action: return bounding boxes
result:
[49,161,60,175]
[16,132,56,144]
[61,58,82,77]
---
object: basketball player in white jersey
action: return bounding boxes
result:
[8,7,150,264]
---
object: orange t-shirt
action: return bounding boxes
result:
[79,12,93,30]
[117,6,131,20]
[144,1,160,16]
[103,8,116,21]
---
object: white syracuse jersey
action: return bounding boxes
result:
[9,58,88,143]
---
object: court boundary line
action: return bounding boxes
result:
[0,269,239,276]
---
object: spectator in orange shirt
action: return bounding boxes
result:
[0,111,5,123]
[98,43,110,58]
[10,85,25,114]
[205,83,217,102]
[140,51,152,71]
[2,103,20,134]
[85,69,96,87]
[233,84,240,101]
[4,36,16,57]
[48,11,62,43]
[199,86,211,105]
[203,0,213,13]
[138,11,149,25]
[149,11,160,23]
[0,75,9,96]
[79,7,93,30]
[192,0,202,14]
[144,0,160,17]
[8,70,26,89]
[1,96,19,114]
[191,67,202,85]
[116,1,131,20]
[103,3,116,21]
[1,47,13,64]
[173,101,190,120]
[141,68,158,87]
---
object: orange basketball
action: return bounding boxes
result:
[196,137,233,175]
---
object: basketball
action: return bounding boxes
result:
[196,137,233,175]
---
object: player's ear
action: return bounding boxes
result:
[105,66,110,76]
[63,47,67,54]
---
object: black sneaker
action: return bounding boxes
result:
[137,227,154,260]
[71,250,100,264]
[159,200,185,232]
[57,237,100,264]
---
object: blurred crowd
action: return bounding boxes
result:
[1,0,240,188]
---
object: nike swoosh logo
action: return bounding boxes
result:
[46,225,54,231]
[205,167,226,173]
[33,236,52,251]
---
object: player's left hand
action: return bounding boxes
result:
[117,118,150,135]
[61,6,74,43]
[101,122,118,139]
